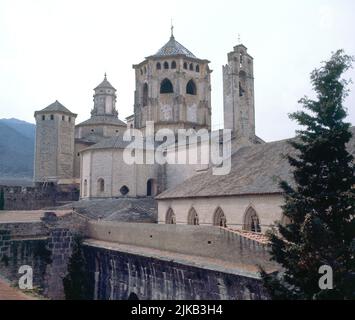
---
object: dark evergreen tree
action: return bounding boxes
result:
[261,50,355,300]
[0,188,4,210]
[63,236,92,300]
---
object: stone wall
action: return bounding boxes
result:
[83,245,268,300]
[0,184,79,210]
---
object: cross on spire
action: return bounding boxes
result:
[104,72,107,80]
[238,33,241,44]
[170,19,174,38]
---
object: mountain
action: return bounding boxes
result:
[0,118,35,180]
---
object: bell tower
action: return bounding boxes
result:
[223,44,255,143]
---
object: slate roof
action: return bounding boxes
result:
[35,100,76,116]
[157,127,355,199]
[94,75,116,91]
[152,35,197,59]
[76,115,126,127]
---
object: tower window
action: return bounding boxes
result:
[171,61,176,69]
[186,80,197,95]
[183,62,187,69]
[140,69,143,75]
[189,63,193,71]
[62,115,65,121]
[143,83,148,106]
[240,53,243,67]
[195,65,200,72]
[68,117,71,122]
[42,115,45,121]
[147,178,156,196]
[156,62,161,70]
[163,61,169,69]
[144,66,147,74]
[239,82,244,97]
[160,78,174,94]
[50,114,54,120]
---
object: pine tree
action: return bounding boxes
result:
[261,50,355,300]
[0,188,5,211]
[63,236,92,300]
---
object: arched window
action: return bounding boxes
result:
[183,62,188,69]
[42,115,45,121]
[171,61,176,69]
[239,82,244,97]
[147,178,156,196]
[160,78,174,94]
[120,185,129,196]
[166,208,176,224]
[97,178,104,193]
[186,80,197,95]
[195,65,200,72]
[83,179,88,197]
[142,83,148,106]
[187,208,199,225]
[50,114,54,120]
[213,207,227,227]
[128,292,139,300]
[243,207,261,233]
[189,63,193,71]
[163,61,169,69]
[156,62,161,70]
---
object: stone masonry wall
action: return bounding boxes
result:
[84,245,269,300]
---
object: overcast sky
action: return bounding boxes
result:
[0,0,354,141]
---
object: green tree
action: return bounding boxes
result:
[0,188,5,210]
[63,236,92,300]
[261,50,355,300]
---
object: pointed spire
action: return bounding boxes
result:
[104,72,107,80]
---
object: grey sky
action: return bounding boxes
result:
[0,0,354,141]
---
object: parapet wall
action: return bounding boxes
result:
[86,221,276,270]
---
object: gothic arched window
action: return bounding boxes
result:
[163,61,169,69]
[166,208,176,224]
[156,62,161,70]
[160,78,174,94]
[195,65,200,72]
[243,207,261,233]
[213,207,227,227]
[186,80,197,95]
[171,61,176,69]
[142,83,148,106]
[183,62,188,69]
[187,208,199,225]
[189,63,194,71]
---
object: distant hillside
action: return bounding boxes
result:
[0,118,35,180]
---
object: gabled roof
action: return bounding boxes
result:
[156,127,355,200]
[35,100,77,116]
[152,35,197,59]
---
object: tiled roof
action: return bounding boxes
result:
[157,127,355,199]
[152,35,197,59]
[36,100,76,116]
[77,115,126,127]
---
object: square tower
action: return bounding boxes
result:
[223,44,255,143]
